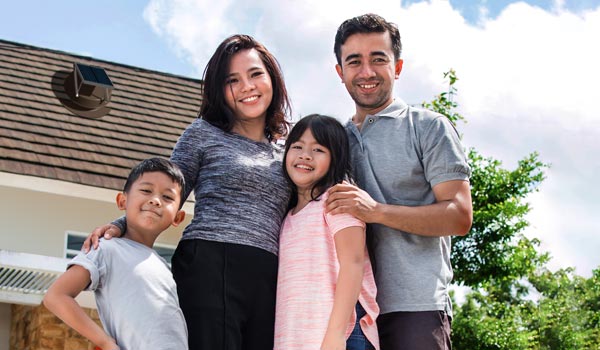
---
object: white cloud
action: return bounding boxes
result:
[143,0,600,277]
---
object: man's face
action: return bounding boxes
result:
[336,31,402,117]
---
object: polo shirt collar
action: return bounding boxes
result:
[366,98,409,119]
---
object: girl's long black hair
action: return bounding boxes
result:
[283,114,354,209]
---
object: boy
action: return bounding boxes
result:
[43,157,188,350]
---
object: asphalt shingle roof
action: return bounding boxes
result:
[0,39,202,191]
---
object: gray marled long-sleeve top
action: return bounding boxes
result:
[115,118,291,256]
[172,118,291,255]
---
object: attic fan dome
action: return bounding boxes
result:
[59,62,114,118]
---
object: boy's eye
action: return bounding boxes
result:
[163,195,174,202]
[140,189,151,193]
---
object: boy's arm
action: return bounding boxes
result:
[43,265,119,350]
[321,226,365,350]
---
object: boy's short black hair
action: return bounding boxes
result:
[123,157,186,209]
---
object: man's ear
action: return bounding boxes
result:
[395,59,404,79]
[116,192,127,210]
[172,210,186,227]
[335,64,344,81]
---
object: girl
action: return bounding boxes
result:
[274,114,379,350]
[84,34,292,350]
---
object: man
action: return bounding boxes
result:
[326,13,473,349]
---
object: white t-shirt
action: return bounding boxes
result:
[69,237,188,350]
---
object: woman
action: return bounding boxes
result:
[85,34,292,350]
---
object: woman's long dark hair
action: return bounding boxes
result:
[199,34,291,141]
[283,114,353,209]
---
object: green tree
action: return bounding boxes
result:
[423,70,600,349]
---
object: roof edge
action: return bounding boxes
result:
[0,38,203,84]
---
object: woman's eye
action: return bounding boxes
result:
[251,71,264,78]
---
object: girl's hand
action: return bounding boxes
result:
[82,224,121,253]
[320,332,346,350]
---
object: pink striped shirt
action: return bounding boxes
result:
[274,191,379,349]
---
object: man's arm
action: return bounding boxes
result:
[326,180,472,237]
[43,266,119,350]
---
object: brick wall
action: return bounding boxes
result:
[10,304,100,350]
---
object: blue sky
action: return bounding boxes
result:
[2,0,599,279]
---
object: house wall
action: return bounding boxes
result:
[1,173,193,348]
[0,303,9,350]
[10,304,99,350]
[0,174,192,258]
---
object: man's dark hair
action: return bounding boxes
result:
[123,157,186,209]
[334,13,402,66]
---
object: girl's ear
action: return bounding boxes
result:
[171,211,186,227]
[116,192,127,210]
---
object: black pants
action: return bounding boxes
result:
[377,311,452,350]
[172,239,278,350]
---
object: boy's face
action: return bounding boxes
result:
[117,171,185,239]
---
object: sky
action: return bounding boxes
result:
[1,0,599,279]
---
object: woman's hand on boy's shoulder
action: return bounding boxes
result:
[82,224,121,253]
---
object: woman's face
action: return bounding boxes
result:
[224,48,273,124]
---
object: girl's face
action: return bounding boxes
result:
[285,128,331,197]
[224,48,273,124]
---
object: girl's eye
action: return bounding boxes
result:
[226,78,238,85]
[251,71,265,78]
[140,189,151,193]
[314,148,326,153]
[290,145,302,150]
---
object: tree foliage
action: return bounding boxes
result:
[423,70,600,349]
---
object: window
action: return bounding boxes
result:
[64,232,176,264]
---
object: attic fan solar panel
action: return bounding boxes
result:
[75,63,113,88]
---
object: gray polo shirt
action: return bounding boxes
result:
[345,99,470,316]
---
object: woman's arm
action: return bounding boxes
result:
[321,226,366,350]
[43,266,119,350]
